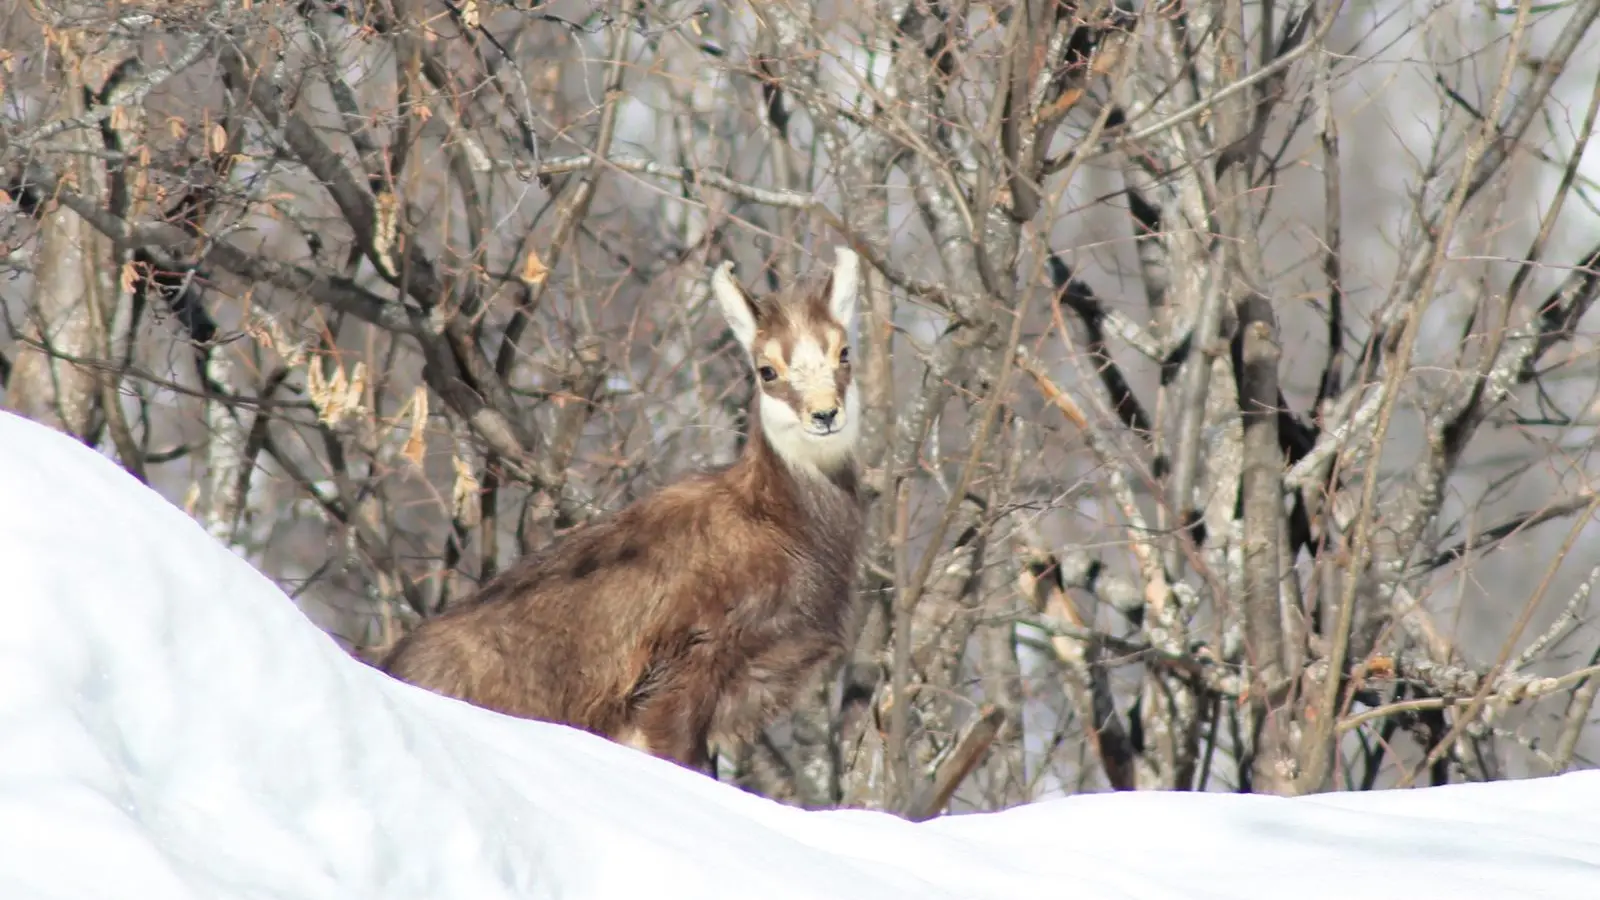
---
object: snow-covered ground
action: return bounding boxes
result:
[1,408,1598,900]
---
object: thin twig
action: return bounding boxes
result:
[1016,349,1175,630]
[1088,0,1348,162]
[1422,493,1600,572]
[1399,492,1600,787]
[1340,663,1600,734]
[524,155,816,209]
[1301,0,1543,794]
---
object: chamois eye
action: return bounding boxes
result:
[839,346,850,365]
[758,365,778,383]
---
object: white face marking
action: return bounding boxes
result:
[787,337,839,430]
[761,333,858,476]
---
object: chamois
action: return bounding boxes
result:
[381,248,866,773]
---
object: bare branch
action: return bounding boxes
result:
[904,706,1006,821]
[526,155,817,209]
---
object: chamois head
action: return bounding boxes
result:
[711,248,862,474]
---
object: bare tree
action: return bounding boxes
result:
[6,0,1600,817]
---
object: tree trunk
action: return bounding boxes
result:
[6,13,127,443]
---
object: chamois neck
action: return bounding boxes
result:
[739,392,860,498]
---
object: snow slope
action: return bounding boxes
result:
[0,409,1598,900]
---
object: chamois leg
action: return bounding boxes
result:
[630,693,715,775]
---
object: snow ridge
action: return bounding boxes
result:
[1,409,1598,900]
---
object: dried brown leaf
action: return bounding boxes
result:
[401,387,429,467]
[373,191,399,276]
[307,358,367,427]
[451,455,482,527]
[521,247,549,285]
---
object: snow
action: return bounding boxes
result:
[0,408,1598,900]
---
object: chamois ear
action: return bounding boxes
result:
[827,246,860,326]
[711,261,759,350]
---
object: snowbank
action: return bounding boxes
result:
[0,408,1597,899]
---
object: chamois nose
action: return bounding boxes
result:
[811,408,839,429]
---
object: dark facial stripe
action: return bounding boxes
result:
[764,377,802,411]
[747,271,854,417]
